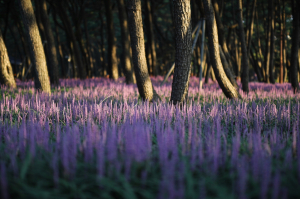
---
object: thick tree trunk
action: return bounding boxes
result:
[127,0,159,102]
[37,0,59,86]
[290,0,300,93]
[17,0,50,93]
[0,31,16,88]
[203,0,239,99]
[170,0,193,104]
[237,0,249,93]
[117,0,135,84]
[105,0,118,80]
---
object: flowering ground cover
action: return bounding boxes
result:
[0,76,299,199]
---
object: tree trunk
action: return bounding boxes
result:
[170,0,193,104]
[55,3,86,79]
[219,46,239,89]
[203,0,239,99]
[105,0,118,80]
[247,0,256,54]
[84,15,94,77]
[17,0,50,93]
[290,0,300,93]
[279,0,284,83]
[127,0,159,102]
[235,31,241,81]
[0,30,16,88]
[117,0,135,84]
[37,0,59,86]
[255,10,266,81]
[237,0,249,93]
[53,12,65,78]
[269,0,275,83]
[145,0,157,76]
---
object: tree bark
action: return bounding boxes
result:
[127,0,159,102]
[37,0,59,86]
[54,3,86,79]
[117,0,135,84]
[203,0,239,98]
[0,30,16,88]
[145,0,157,76]
[17,0,50,93]
[237,0,249,93]
[247,0,256,54]
[279,0,284,83]
[170,0,193,104]
[290,0,300,93]
[53,12,65,78]
[105,0,118,80]
[219,46,239,89]
[269,0,275,83]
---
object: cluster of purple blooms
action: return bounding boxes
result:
[0,76,299,199]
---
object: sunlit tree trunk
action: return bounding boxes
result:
[127,0,159,102]
[0,30,16,88]
[203,0,239,98]
[37,0,59,86]
[105,0,118,80]
[18,0,50,93]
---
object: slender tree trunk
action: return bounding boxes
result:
[255,10,266,81]
[0,30,16,88]
[127,0,159,102]
[84,15,94,77]
[264,2,271,83]
[237,0,249,93]
[235,31,241,81]
[203,0,239,99]
[250,47,263,82]
[53,12,65,78]
[105,0,118,80]
[213,0,235,74]
[117,0,135,84]
[283,2,287,82]
[269,0,275,83]
[145,0,157,76]
[170,0,193,104]
[247,0,256,54]
[17,0,50,93]
[37,0,59,86]
[290,0,300,93]
[279,0,284,83]
[55,3,86,79]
